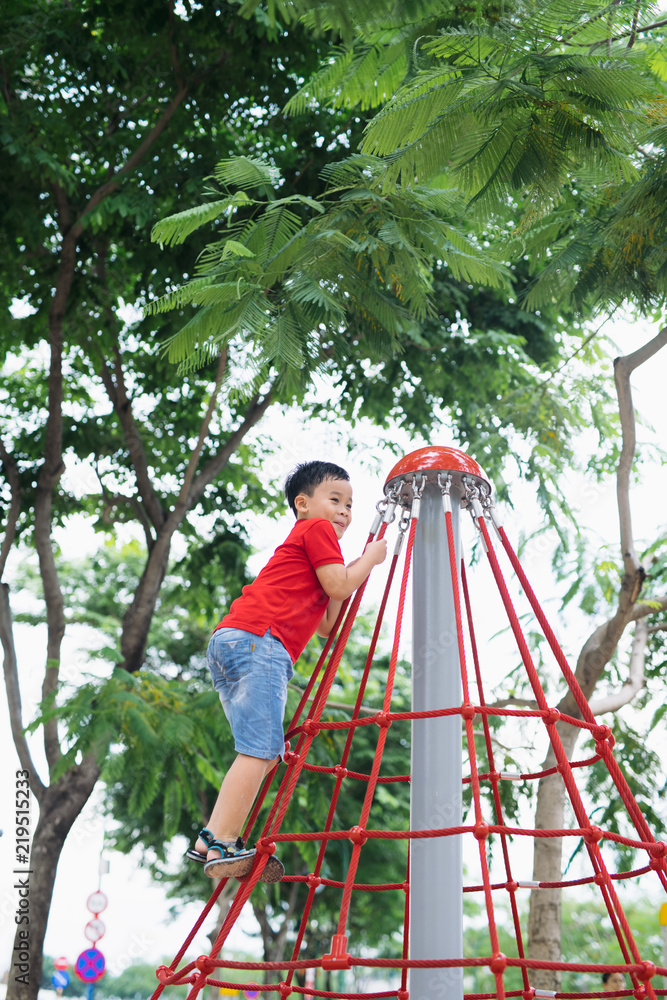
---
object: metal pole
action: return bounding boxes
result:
[409,480,463,1000]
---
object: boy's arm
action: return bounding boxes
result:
[315,539,387,603]
[315,599,343,638]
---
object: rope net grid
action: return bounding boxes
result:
[152,461,667,1000]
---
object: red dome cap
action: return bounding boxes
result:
[386,446,487,483]
[384,446,491,501]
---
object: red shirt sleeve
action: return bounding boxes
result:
[302,519,345,569]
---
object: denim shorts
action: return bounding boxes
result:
[207,627,294,760]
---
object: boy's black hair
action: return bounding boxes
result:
[284,461,350,516]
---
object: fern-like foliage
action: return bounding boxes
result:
[147,153,508,379]
[239,0,440,44]
[361,0,661,218]
[518,144,667,312]
[282,0,666,229]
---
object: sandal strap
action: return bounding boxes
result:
[198,827,216,847]
[207,837,247,859]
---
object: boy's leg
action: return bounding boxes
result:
[195,752,279,857]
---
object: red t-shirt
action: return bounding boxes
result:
[218,518,345,662]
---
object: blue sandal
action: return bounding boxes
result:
[187,828,284,882]
[203,836,256,879]
[185,827,215,865]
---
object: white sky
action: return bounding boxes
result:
[1,314,666,984]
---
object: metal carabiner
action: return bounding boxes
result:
[437,472,453,514]
[394,507,412,554]
[410,473,425,521]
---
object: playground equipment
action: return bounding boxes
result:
[153,446,667,1000]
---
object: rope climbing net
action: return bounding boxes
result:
[152,449,667,1000]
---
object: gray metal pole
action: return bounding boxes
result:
[409,480,463,1000]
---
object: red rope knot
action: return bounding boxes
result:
[401,880,410,894]
[333,764,348,778]
[633,988,648,1000]
[542,707,560,725]
[374,711,392,729]
[594,872,607,886]
[195,956,216,976]
[306,874,322,890]
[256,838,277,856]
[593,725,616,755]
[649,842,667,871]
[490,952,508,974]
[522,989,536,1000]
[473,821,490,841]
[583,825,604,845]
[302,718,320,736]
[322,934,351,970]
[397,991,409,1000]
[505,880,519,893]
[283,750,300,765]
[349,825,368,845]
[155,966,171,984]
[278,981,293,997]
[461,702,476,721]
[637,961,657,982]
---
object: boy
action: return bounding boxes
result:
[187,460,387,881]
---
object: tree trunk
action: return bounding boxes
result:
[120,524,175,671]
[7,756,100,1000]
[527,723,579,991]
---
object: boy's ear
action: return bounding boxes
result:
[294,493,309,515]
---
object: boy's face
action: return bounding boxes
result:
[294,477,353,540]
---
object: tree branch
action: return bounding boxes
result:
[588,617,648,715]
[187,389,275,509]
[613,327,667,592]
[1,584,46,801]
[118,388,275,672]
[70,40,230,240]
[608,15,667,43]
[93,458,156,550]
[35,224,79,775]
[631,593,667,621]
[489,697,540,710]
[71,85,189,241]
[175,348,229,508]
[626,0,640,48]
[0,437,21,580]
[96,344,166,532]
